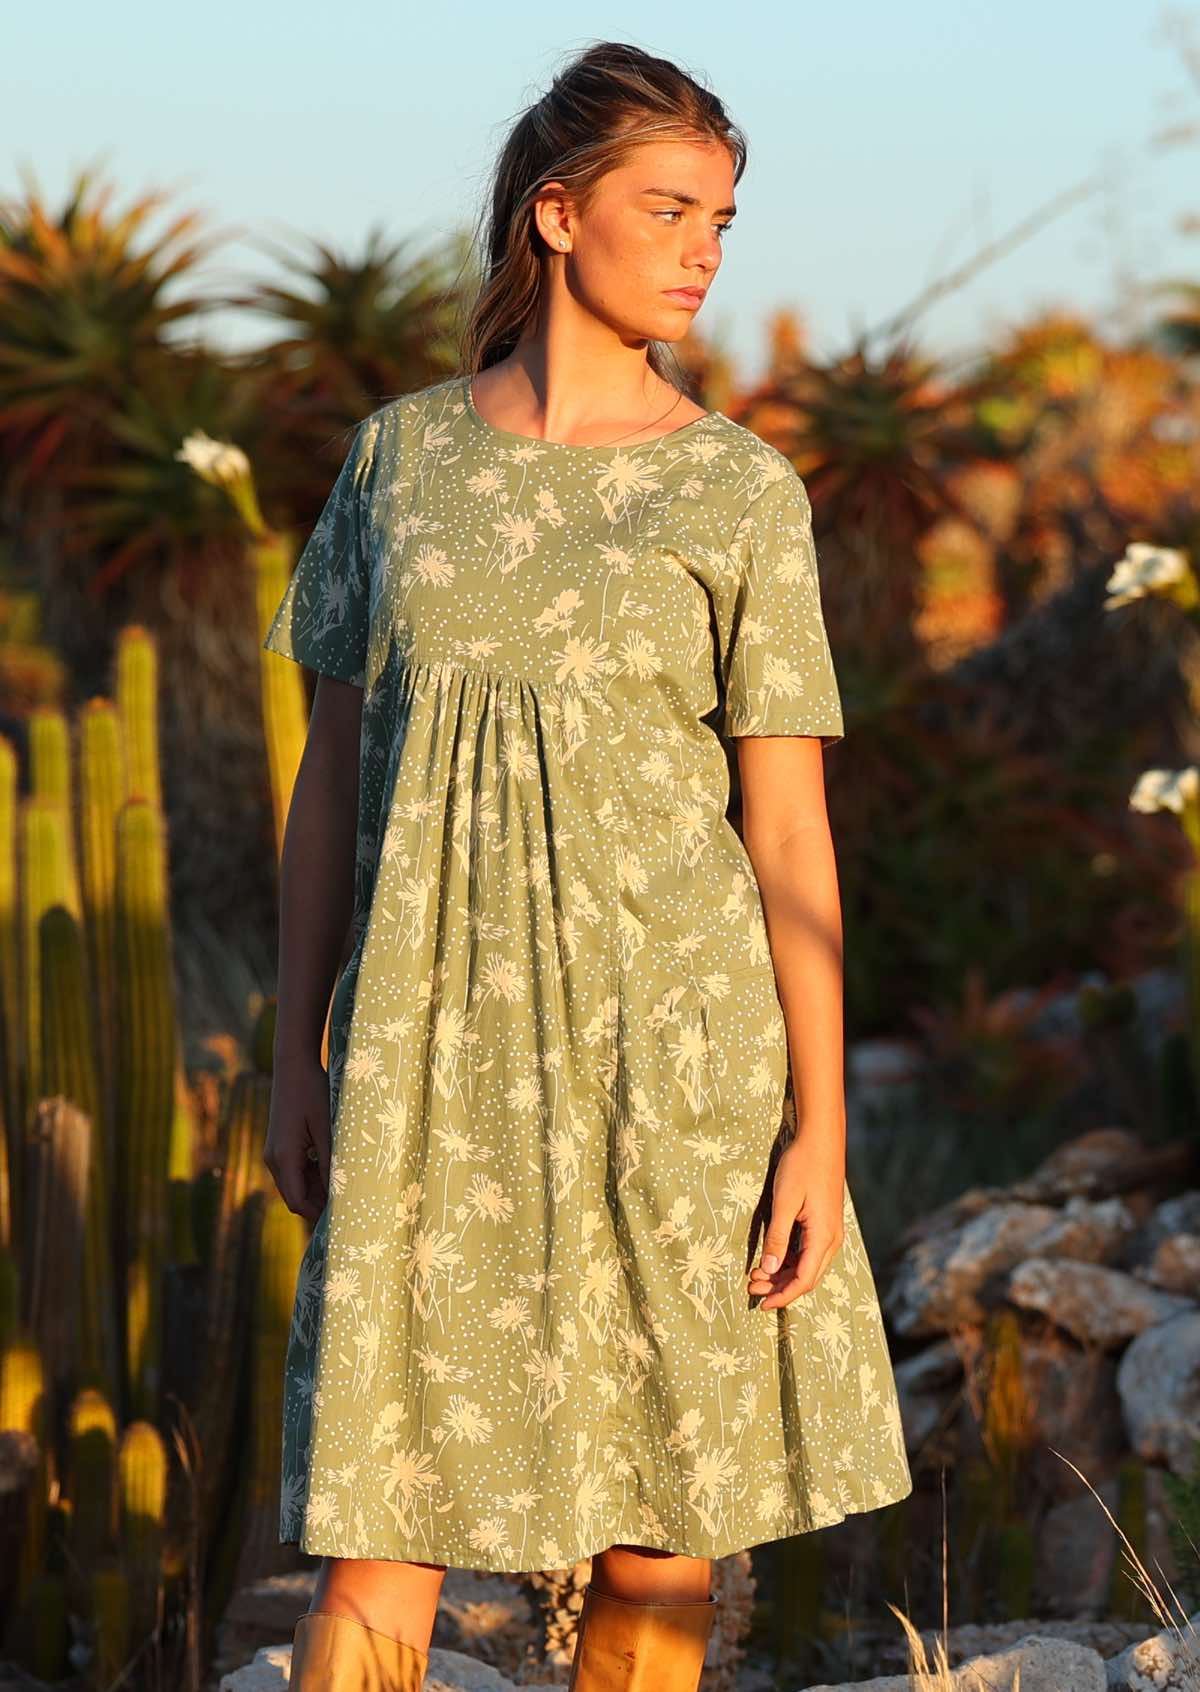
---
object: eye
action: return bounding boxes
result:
[652,209,734,237]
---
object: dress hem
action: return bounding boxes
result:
[279,1473,915,1574]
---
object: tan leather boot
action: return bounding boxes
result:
[566,1581,717,1692]
[286,1610,430,1691]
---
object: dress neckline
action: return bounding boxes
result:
[461,374,721,453]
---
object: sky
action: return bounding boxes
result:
[8,2,1200,387]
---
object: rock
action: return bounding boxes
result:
[1129,1193,1200,1262]
[1009,1129,1147,1203]
[218,1642,297,1692]
[1032,1479,1120,1617]
[1103,1608,1200,1689]
[219,1642,549,1692]
[892,1336,965,1394]
[212,1570,315,1680]
[803,1631,1107,1690]
[891,1337,964,1456]
[886,1202,1060,1336]
[1140,1233,1200,1297]
[867,1617,1157,1677]
[1025,1196,1140,1264]
[1117,1310,1200,1474]
[433,1569,532,1674]
[1006,1259,1194,1348]
[954,1331,1123,1500]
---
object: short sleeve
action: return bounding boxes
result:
[715,466,844,747]
[262,421,374,687]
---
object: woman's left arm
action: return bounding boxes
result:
[736,733,847,1311]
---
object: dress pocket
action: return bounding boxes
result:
[697,964,789,1156]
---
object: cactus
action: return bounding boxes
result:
[0,1328,49,1604]
[16,1570,69,1681]
[193,1072,271,1541]
[28,706,81,917]
[118,1418,167,1647]
[78,699,125,1208]
[232,1188,307,1586]
[167,1056,199,1267]
[22,1097,90,1410]
[114,798,176,1420]
[256,529,311,856]
[20,800,76,1157]
[68,1387,118,1578]
[0,1248,18,1344]
[0,736,18,1244]
[115,627,163,813]
[39,903,119,1401]
[90,1558,131,1687]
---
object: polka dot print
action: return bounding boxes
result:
[261,374,912,1572]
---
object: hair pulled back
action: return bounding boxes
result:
[460,41,746,383]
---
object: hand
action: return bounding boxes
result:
[263,1051,332,1223]
[747,1137,845,1310]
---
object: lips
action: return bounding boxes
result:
[665,288,705,304]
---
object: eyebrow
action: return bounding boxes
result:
[639,186,737,217]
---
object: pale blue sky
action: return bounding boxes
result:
[9,3,1200,383]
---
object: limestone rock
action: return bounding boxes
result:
[886,1202,1060,1336]
[1007,1259,1194,1348]
[1117,1310,1200,1474]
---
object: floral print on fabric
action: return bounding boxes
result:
[262,375,912,1572]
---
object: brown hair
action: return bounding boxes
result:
[459,41,747,386]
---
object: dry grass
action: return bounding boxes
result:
[878,1452,1200,1690]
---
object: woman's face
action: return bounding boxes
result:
[538,137,736,344]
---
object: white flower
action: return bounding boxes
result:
[1128,767,1200,815]
[176,429,266,535]
[175,429,250,486]
[1104,542,1194,610]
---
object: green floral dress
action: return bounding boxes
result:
[262,373,912,1572]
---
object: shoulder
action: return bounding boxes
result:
[364,376,462,442]
[705,416,810,527]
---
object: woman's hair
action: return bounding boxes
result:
[460,41,747,385]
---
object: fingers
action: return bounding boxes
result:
[272,1145,324,1222]
[752,1227,844,1309]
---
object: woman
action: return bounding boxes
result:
[264,39,912,1692]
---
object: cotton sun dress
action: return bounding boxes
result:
[262,373,913,1573]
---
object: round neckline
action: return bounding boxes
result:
[461,374,722,453]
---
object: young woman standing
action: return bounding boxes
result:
[263,40,912,1692]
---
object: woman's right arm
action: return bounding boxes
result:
[263,674,363,1221]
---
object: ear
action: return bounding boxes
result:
[531,180,576,253]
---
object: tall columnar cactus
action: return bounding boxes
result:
[22,1097,89,1410]
[0,736,18,1245]
[232,1187,307,1586]
[167,1056,198,1267]
[67,1387,118,1580]
[0,1248,18,1344]
[0,1328,49,1605]
[28,706,81,918]
[256,528,311,857]
[115,627,163,814]
[20,800,76,1164]
[78,698,125,1203]
[20,1571,69,1681]
[118,1418,167,1647]
[39,905,119,1401]
[90,1560,131,1688]
[114,798,176,1421]
[194,1071,271,1542]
